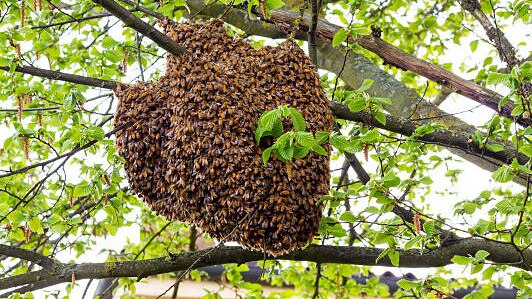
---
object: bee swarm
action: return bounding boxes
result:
[115,19,334,256]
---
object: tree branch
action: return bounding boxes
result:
[91,0,187,56]
[0,241,530,295]
[0,65,118,90]
[90,0,520,126]
[458,0,518,69]
[331,101,527,166]
[0,244,59,268]
[0,124,124,179]
[262,8,530,127]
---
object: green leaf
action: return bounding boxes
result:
[311,145,327,156]
[511,105,524,116]
[484,143,505,152]
[266,0,284,10]
[397,279,419,290]
[374,111,386,125]
[471,263,484,274]
[73,183,92,197]
[404,235,422,250]
[492,165,515,183]
[361,128,380,143]
[470,40,479,52]
[357,79,374,92]
[328,223,347,237]
[28,217,44,234]
[276,146,291,161]
[102,36,119,48]
[422,221,439,235]
[315,131,329,144]
[451,255,471,265]
[520,144,532,157]
[388,249,400,266]
[295,132,316,147]
[339,211,357,223]
[85,126,105,141]
[332,28,348,47]
[347,96,367,112]
[288,108,306,131]
[262,147,274,164]
[487,72,512,87]
[271,118,284,138]
[495,199,513,214]
[419,176,433,185]
[7,210,27,227]
[330,135,349,151]
[463,202,477,214]
[292,146,310,159]
[474,250,490,260]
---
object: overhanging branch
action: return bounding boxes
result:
[91,0,188,56]
[0,65,117,90]
[0,240,530,295]
[0,244,59,268]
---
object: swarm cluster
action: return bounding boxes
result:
[114,19,334,255]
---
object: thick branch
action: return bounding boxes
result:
[264,8,530,127]
[332,101,527,166]
[0,241,530,295]
[0,65,117,90]
[458,0,518,68]
[0,244,59,268]
[91,0,187,56]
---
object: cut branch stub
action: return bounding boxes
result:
[114,19,334,256]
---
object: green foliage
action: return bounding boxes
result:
[255,105,328,163]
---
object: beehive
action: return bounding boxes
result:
[114,19,334,255]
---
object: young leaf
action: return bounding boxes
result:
[295,131,316,147]
[311,145,327,156]
[397,279,419,290]
[339,211,357,223]
[451,255,471,265]
[388,250,400,266]
[492,165,515,183]
[266,0,284,10]
[262,147,274,164]
[347,97,366,112]
[315,131,330,144]
[374,111,386,125]
[288,108,306,131]
[85,126,105,141]
[332,28,348,47]
[293,146,310,159]
[330,135,349,151]
[356,79,374,92]
[271,118,284,138]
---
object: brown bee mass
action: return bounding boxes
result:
[114,19,334,255]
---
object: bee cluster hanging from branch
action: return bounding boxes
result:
[114,19,334,256]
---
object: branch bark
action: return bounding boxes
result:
[0,241,530,295]
[0,65,117,90]
[91,0,187,56]
[0,244,59,268]
[263,8,530,127]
